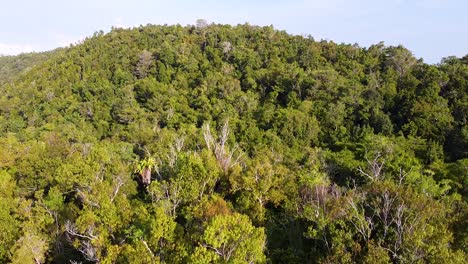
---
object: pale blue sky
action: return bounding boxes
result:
[0,0,466,64]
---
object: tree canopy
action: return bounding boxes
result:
[0,23,466,263]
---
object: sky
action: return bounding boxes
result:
[0,0,466,64]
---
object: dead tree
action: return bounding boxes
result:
[202,120,243,173]
[358,151,385,182]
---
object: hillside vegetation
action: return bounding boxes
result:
[0,23,466,263]
[0,50,60,85]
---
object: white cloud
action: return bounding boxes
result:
[0,43,35,56]
[0,32,87,56]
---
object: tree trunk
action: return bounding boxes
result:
[141,167,151,186]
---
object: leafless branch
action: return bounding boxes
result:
[65,220,97,240]
[358,151,385,181]
[78,240,98,262]
[141,239,155,258]
[110,175,124,202]
[203,120,243,173]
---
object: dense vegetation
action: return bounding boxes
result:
[0,23,466,263]
[0,50,59,85]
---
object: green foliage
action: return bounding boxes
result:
[0,170,19,262]
[0,50,59,85]
[0,23,466,263]
[192,213,266,263]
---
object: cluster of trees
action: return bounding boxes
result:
[0,50,59,85]
[0,23,466,263]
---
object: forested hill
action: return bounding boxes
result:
[0,50,60,85]
[0,23,466,263]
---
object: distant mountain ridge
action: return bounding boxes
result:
[0,49,61,85]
